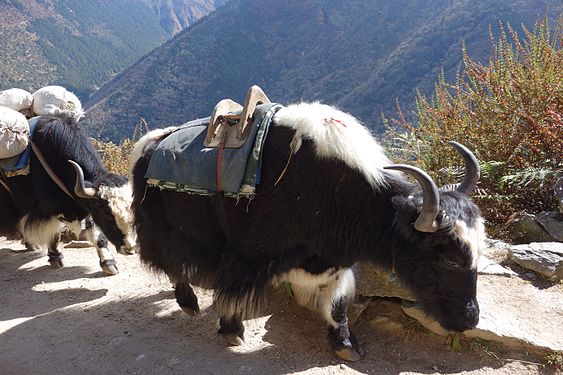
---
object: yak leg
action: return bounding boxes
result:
[215,281,255,346]
[326,295,364,361]
[18,215,63,267]
[175,281,200,315]
[47,231,64,268]
[82,217,119,276]
[289,267,363,361]
[23,242,41,252]
[168,268,200,315]
[218,314,245,346]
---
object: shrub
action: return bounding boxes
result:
[93,118,149,175]
[385,14,562,226]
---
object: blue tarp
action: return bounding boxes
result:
[145,104,281,197]
[0,117,40,175]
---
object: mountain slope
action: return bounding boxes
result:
[0,0,223,98]
[84,0,552,141]
[149,0,220,36]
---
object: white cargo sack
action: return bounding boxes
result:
[0,88,33,112]
[0,106,30,159]
[32,86,83,121]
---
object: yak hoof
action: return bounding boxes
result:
[24,242,40,252]
[100,260,119,276]
[334,347,362,362]
[222,334,244,346]
[117,246,136,255]
[48,257,64,269]
[181,306,200,316]
[329,330,365,362]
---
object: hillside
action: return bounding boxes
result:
[0,0,223,99]
[84,0,552,141]
[148,0,223,36]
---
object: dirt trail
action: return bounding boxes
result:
[0,237,556,375]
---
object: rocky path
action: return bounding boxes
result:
[0,237,559,375]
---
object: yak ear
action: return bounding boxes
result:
[391,195,411,211]
[391,195,418,222]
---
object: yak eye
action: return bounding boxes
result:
[440,256,461,269]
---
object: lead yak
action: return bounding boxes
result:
[130,102,486,361]
[0,114,136,275]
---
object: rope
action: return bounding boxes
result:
[274,137,298,187]
[216,126,228,192]
[0,175,14,200]
[30,141,75,200]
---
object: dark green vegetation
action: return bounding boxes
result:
[385,14,562,225]
[0,0,220,99]
[84,0,553,141]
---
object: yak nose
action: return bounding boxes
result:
[463,299,480,328]
[446,299,480,332]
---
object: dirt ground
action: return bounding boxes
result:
[0,236,560,375]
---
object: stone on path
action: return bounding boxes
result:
[64,240,92,248]
[509,242,563,279]
[536,212,563,242]
[501,212,558,244]
[477,255,517,276]
[354,263,415,301]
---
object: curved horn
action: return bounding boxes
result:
[448,141,480,194]
[384,164,440,233]
[68,160,97,199]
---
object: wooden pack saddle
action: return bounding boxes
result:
[204,85,271,148]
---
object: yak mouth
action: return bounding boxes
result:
[441,317,479,333]
[403,300,479,333]
[440,298,480,332]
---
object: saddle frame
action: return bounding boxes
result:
[204,85,271,149]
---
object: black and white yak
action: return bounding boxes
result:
[0,114,136,275]
[129,102,486,360]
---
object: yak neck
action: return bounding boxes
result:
[278,149,403,267]
[33,116,106,180]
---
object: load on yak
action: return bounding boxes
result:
[129,86,486,360]
[0,85,135,275]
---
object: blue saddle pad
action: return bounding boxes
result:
[0,117,40,176]
[145,103,281,197]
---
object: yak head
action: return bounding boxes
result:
[385,142,486,332]
[68,160,137,254]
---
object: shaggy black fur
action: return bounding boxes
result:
[0,115,129,256]
[132,124,483,347]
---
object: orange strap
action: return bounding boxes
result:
[216,129,227,192]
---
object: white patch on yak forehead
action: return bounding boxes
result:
[98,183,136,248]
[451,217,486,269]
[274,102,391,188]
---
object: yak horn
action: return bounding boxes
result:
[384,164,439,233]
[448,141,480,195]
[68,160,97,199]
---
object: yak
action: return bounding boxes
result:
[0,114,136,275]
[129,102,486,361]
